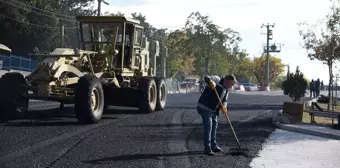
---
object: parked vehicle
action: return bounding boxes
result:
[182,78,199,85]
[258,85,268,91]
[234,83,245,91]
[181,78,199,88]
[239,83,258,91]
[180,77,199,89]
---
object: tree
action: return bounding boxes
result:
[250,54,285,85]
[104,11,125,16]
[298,0,340,110]
[227,48,252,82]
[183,12,218,77]
[183,11,242,77]
[273,75,286,89]
[304,77,311,86]
[286,64,290,79]
[131,13,157,40]
[0,3,255,82]
[166,30,195,77]
[0,0,96,56]
[282,66,308,102]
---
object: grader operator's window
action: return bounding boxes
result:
[81,22,123,43]
[135,28,142,45]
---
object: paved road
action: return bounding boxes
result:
[0,91,294,168]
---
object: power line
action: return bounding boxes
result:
[0,0,75,22]
[0,13,76,29]
[6,0,75,19]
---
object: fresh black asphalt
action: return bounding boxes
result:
[0,91,299,168]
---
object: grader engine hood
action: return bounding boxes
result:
[26,48,96,84]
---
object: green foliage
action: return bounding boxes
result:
[298,0,340,109]
[165,11,246,78]
[281,66,308,102]
[251,55,285,85]
[272,75,286,89]
[0,0,96,57]
[1,3,273,83]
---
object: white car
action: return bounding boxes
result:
[241,83,259,91]
[179,77,200,91]
[181,78,200,86]
[234,84,245,91]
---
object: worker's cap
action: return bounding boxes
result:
[224,74,238,83]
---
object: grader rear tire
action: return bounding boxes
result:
[0,72,29,121]
[155,77,166,111]
[75,76,104,124]
[139,77,157,113]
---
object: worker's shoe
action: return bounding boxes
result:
[212,146,223,153]
[204,148,215,156]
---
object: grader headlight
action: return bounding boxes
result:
[73,48,80,56]
[33,47,39,53]
[99,50,106,54]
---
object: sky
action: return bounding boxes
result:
[95,0,337,83]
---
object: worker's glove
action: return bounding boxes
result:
[208,80,216,89]
[221,102,227,114]
[221,105,227,114]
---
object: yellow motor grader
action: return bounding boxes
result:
[0,16,167,124]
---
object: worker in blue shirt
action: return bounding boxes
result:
[197,74,237,156]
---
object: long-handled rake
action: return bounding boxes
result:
[212,87,250,157]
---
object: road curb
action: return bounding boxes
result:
[271,97,340,140]
[273,122,340,140]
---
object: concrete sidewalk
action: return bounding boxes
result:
[250,129,340,168]
[251,97,340,168]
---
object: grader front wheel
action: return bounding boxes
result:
[0,72,29,121]
[75,76,104,124]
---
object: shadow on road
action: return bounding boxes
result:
[0,106,142,126]
[83,151,202,164]
[121,119,274,142]
[166,104,283,111]
[104,107,142,115]
[3,120,84,127]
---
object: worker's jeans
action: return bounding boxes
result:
[197,106,218,150]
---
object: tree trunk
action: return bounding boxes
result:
[252,72,262,84]
[328,62,332,111]
[204,56,209,75]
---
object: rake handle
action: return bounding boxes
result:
[212,87,242,149]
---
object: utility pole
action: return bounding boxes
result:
[97,0,102,16]
[261,23,275,89]
[58,1,65,48]
[97,0,110,16]
[60,24,64,48]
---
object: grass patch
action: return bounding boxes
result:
[317,102,340,112]
[302,102,339,124]
[302,111,336,124]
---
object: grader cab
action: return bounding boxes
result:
[0,16,167,124]
[77,16,152,76]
